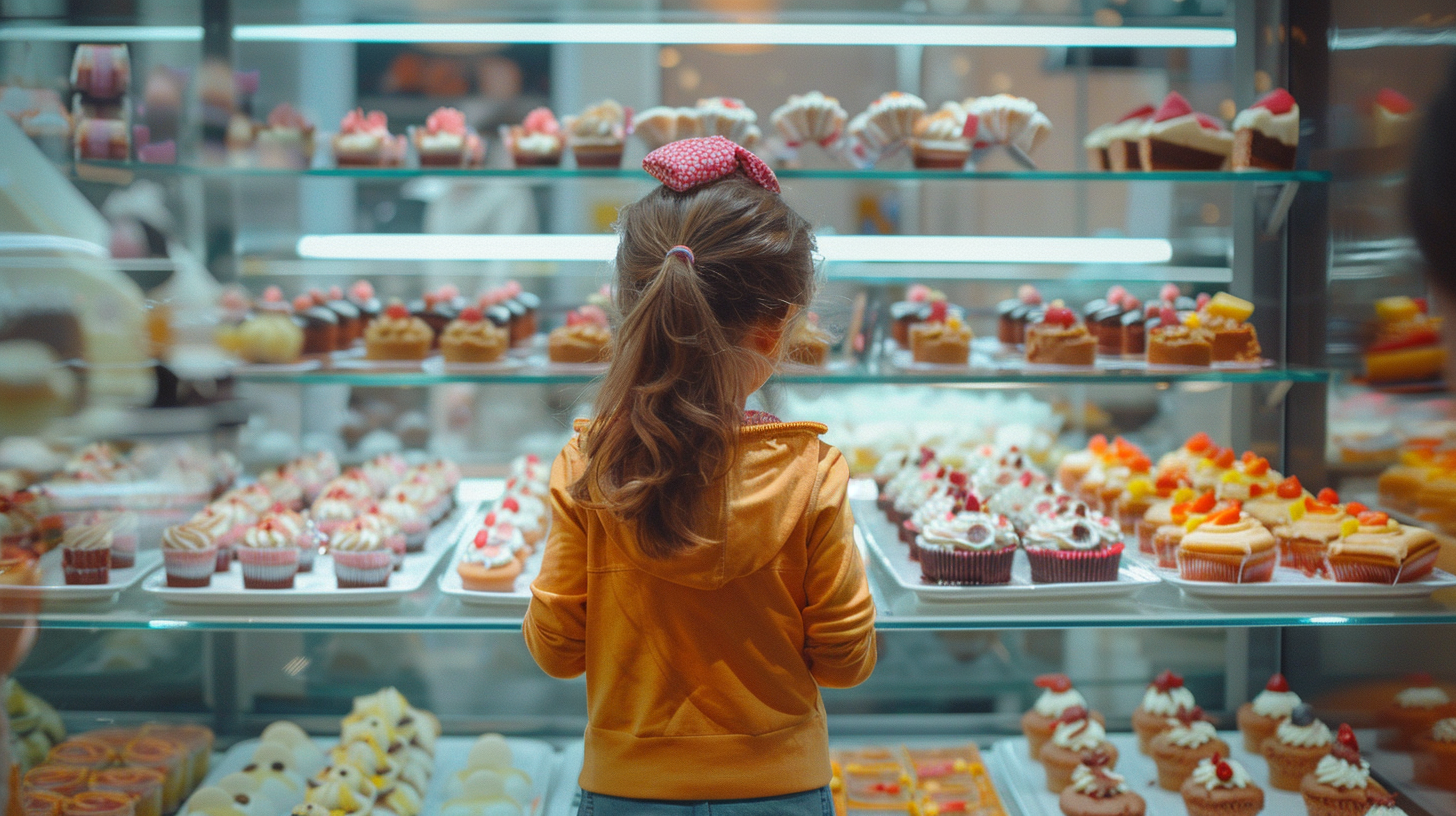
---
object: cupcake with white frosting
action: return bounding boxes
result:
[1237,672,1301,752]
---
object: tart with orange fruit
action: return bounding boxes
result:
[1199,292,1262,363]
[1365,295,1446,384]
[1177,500,1278,583]
[909,300,971,365]
[1269,489,1356,577]
[1026,303,1096,366]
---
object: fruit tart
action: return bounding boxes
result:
[1026,305,1096,367]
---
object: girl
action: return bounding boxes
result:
[524,136,877,813]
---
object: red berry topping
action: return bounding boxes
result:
[473,530,489,548]
[1357,510,1389,526]
[907,284,931,303]
[1107,285,1128,306]
[385,302,410,320]
[292,294,313,311]
[929,300,949,323]
[501,497,520,512]
[1159,306,1178,326]
[1266,673,1290,693]
[1276,475,1303,499]
[1193,112,1224,131]
[263,285,285,303]
[1154,91,1194,122]
[1376,88,1414,115]
[1160,283,1182,303]
[1152,670,1185,692]
[1409,671,1435,686]
[1123,296,1142,312]
[1035,673,1074,693]
[459,306,483,322]
[1337,723,1360,752]
[1186,432,1212,453]
[961,494,981,512]
[483,512,497,527]
[1317,488,1339,504]
[1197,292,1212,310]
[1415,297,1429,314]
[1059,705,1089,724]
[948,471,968,488]
[1215,759,1234,782]
[1345,501,1368,515]
[1044,306,1076,327]
[1018,284,1042,305]
[1253,88,1297,115]
[1020,470,1035,487]
[527,454,540,464]
[1118,104,1156,123]
[1175,705,1205,725]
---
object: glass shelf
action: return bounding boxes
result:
[68,161,1330,185]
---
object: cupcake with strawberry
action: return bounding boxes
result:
[1039,706,1119,793]
[1180,753,1264,816]
[1237,673,1301,753]
[457,519,524,592]
[1301,725,1390,816]
[1150,706,1229,791]
[1132,670,1198,754]
[1025,302,1096,367]
[1020,673,1106,761]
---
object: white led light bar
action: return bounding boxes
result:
[296,234,1175,265]
[0,25,203,42]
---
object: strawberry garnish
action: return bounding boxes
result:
[1160,283,1182,303]
[1020,470,1035,487]
[1107,285,1128,307]
[1317,488,1340,504]
[1214,448,1236,469]
[1118,104,1155,123]
[1276,475,1303,499]
[458,306,483,322]
[1035,673,1073,693]
[483,512,497,527]
[1018,284,1042,306]
[948,471,968,488]
[473,530,489,548]
[1345,501,1368,515]
[961,494,981,513]
[1152,670,1184,692]
[1159,306,1178,327]
[1331,723,1361,763]
[1175,705,1205,725]
[1357,511,1389,526]
[1043,306,1076,327]
[1186,432,1212,453]
[1215,757,1234,782]
[928,300,949,323]
[385,302,410,320]
[501,497,520,513]
[1154,91,1193,122]
[1253,88,1296,115]
[1376,88,1414,115]
[1266,673,1290,692]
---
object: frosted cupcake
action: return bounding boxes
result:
[310,487,359,540]
[1379,673,1455,750]
[493,495,543,551]
[261,506,317,572]
[238,517,301,589]
[770,91,847,149]
[1237,672,1301,753]
[456,528,523,592]
[915,511,1018,585]
[1181,754,1263,816]
[191,499,251,571]
[61,523,112,585]
[1039,706,1118,793]
[1301,725,1389,816]
[378,495,428,552]
[106,510,139,568]
[1264,703,1333,791]
[1023,510,1123,583]
[361,507,407,569]
[1020,673,1106,761]
[1132,670,1198,754]
[564,99,627,168]
[1150,707,1229,791]
[161,521,218,588]
[328,519,392,589]
[505,107,564,167]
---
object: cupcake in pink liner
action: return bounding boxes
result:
[378,494,428,552]
[362,453,408,495]
[200,497,255,571]
[476,512,527,565]
[323,470,374,502]
[187,503,240,571]
[915,510,1019,585]
[1022,506,1124,583]
[61,522,112,585]
[360,506,406,569]
[423,458,462,491]
[504,107,564,167]
[310,487,360,540]
[86,509,138,568]
[237,517,301,589]
[328,519,392,588]
[396,476,446,523]
[258,467,304,511]
[161,521,217,588]
[262,504,316,572]
[224,483,275,515]
[492,496,544,551]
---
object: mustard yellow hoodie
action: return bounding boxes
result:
[523,419,877,799]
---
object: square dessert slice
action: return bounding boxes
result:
[1200,292,1262,362]
[1147,308,1213,366]
[1233,88,1299,171]
[1026,305,1096,366]
[1102,104,1155,172]
[1139,92,1233,171]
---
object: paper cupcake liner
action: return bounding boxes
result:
[1137,522,1159,554]
[1025,542,1124,583]
[384,533,406,569]
[63,565,110,585]
[1176,550,1276,583]
[63,548,111,585]
[918,543,1016,585]
[1329,548,1437,584]
[1276,537,1331,577]
[163,548,217,587]
[1300,792,1381,816]
[1154,533,1182,568]
[238,548,300,589]
[1183,795,1264,816]
[112,533,138,563]
[900,520,920,547]
[402,523,428,552]
[332,550,392,588]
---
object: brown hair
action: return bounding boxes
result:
[571,172,817,558]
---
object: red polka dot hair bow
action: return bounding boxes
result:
[642,135,780,194]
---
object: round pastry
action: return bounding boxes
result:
[1300,725,1389,816]
[1270,494,1350,577]
[1039,707,1119,793]
[547,308,611,364]
[1132,670,1197,754]
[915,511,1018,586]
[237,517,301,590]
[1149,707,1229,791]
[440,307,508,364]
[1021,674,1107,761]
[1378,673,1456,750]
[564,99,626,167]
[1264,703,1333,791]
[1180,754,1263,816]
[1022,510,1123,583]
[1413,716,1456,790]
[770,91,847,149]
[328,519,393,589]
[1057,752,1144,816]
[364,302,433,361]
[1176,502,1277,583]
[59,522,112,585]
[1236,672,1300,753]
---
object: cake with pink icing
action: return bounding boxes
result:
[1137,92,1232,171]
[332,108,405,167]
[506,107,564,167]
[413,106,484,167]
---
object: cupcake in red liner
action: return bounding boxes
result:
[1327,512,1439,584]
[1022,506,1124,583]
[310,486,360,541]
[1270,492,1351,577]
[161,521,217,588]
[378,494,428,552]
[188,498,252,572]
[361,505,407,569]
[903,486,962,556]
[261,504,316,572]
[1176,502,1277,583]
[915,510,1018,585]
[329,518,392,588]
[104,510,138,568]
[238,517,301,589]
[61,523,112,585]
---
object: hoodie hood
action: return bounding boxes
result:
[571,418,831,590]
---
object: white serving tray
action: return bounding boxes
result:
[141,505,475,606]
[1132,554,1456,601]
[438,507,545,608]
[0,549,162,602]
[889,339,1273,375]
[993,732,1307,816]
[200,735,556,816]
[854,504,1160,603]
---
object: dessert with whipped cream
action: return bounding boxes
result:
[412,106,483,167]
[1300,724,1390,816]
[505,107,564,167]
[1149,706,1229,791]
[1180,753,1263,816]
[1270,492,1350,577]
[1379,672,1455,750]
[770,91,847,150]
[1022,505,1123,583]
[332,108,404,167]
[1020,673,1106,762]
[60,522,111,585]
[915,509,1019,585]
[852,91,926,153]
[161,521,218,588]
[1236,673,1301,753]
[1233,88,1299,171]
[966,93,1052,159]
[328,518,392,589]
[1132,670,1198,754]
[1058,751,1144,816]
[1264,703,1334,791]
[696,97,761,148]
[439,307,508,364]
[1085,104,1154,171]
[1039,706,1118,793]
[632,106,704,150]
[547,306,611,364]
[1327,511,1439,585]
[1177,501,1278,583]
[237,516,300,590]
[457,515,524,592]
[1138,92,1233,171]
[255,103,315,169]
[1025,304,1096,367]
[564,99,627,167]
[910,101,974,169]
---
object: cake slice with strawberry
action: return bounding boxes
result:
[1138,92,1233,171]
[1025,303,1096,367]
[1233,88,1299,171]
[1372,87,1417,149]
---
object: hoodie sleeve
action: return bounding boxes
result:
[801,446,877,689]
[522,444,589,679]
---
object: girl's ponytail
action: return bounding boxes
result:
[572,173,816,558]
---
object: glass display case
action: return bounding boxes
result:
[2,1,1456,814]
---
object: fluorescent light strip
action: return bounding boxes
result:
[296,234,1174,265]
[1330,27,1456,50]
[0,25,203,42]
[235,22,1234,48]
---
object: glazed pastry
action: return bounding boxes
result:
[1138,92,1233,171]
[1177,502,1277,583]
[1379,673,1455,750]
[1300,725,1389,816]
[1199,293,1262,362]
[505,107,564,167]
[1327,511,1439,584]
[1057,752,1144,816]
[413,106,484,167]
[909,302,971,365]
[1149,707,1229,791]
[457,521,523,592]
[547,308,611,364]
[1147,308,1213,366]
[333,108,404,167]
[564,99,626,167]
[1025,305,1096,367]
[1236,673,1300,753]
[1413,716,1456,790]
[1132,670,1197,754]
[910,102,973,169]
[770,91,847,149]
[1233,88,1299,171]
[365,303,433,361]
[440,307,508,364]
[1021,673,1106,761]
[1263,703,1333,791]
[1039,706,1118,793]
[1180,755,1263,816]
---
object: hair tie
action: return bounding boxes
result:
[643,135,780,194]
[665,245,695,265]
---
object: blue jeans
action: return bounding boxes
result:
[576,786,833,816]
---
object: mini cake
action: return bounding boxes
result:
[236,289,304,364]
[1178,502,1277,583]
[1139,92,1233,171]
[457,525,523,592]
[784,312,833,367]
[73,117,130,160]
[911,102,974,169]
[1233,88,1299,171]
[1327,511,1439,584]
[1150,707,1229,791]
[1199,293,1262,362]
[328,519,392,589]
[161,521,217,588]
[255,103,315,169]
[349,280,382,326]
[237,517,300,590]
[1026,306,1096,367]
[915,511,1018,586]
[324,287,364,347]
[1132,670,1198,755]
[439,307,508,364]
[997,284,1043,347]
[564,99,627,168]
[854,91,926,153]
[890,285,934,348]
[1094,104,1155,172]
[1246,474,1311,528]
[1364,296,1446,384]
[1147,308,1213,366]
[333,108,404,167]
[1180,754,1263,816]
[1237,673,1301,753]
[293,294,339,355]
[1413,716,1456,790]
[505,107,564,167]
[493,495,544,551]
[413,106,484,167]
[1270,495,1350,577]
[632,106,703,150]
[1379,673,1455,750]
[1371,88,1417,150]
[61,522,111,585]
[1021,673,1106,761]
[1153,490,1218,568]
[1022,512,1123,583]
[1301,725,1388,816]
[547,307,611,364]
[364,303,433,361]
[1264,703,1333,791]
[1139,485,1193,553]
[1057,435,1107,493]
[966,93,1053,157]
[1057,752,1144,816]
[910,302,971,365]
[1117,472,1174,536]
[770,91,847,149]
[1039,706,1118,793]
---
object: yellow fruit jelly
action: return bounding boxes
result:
[1127,478,1154,499]
[1340,518,1360,538]
[1288,500,1306,522]
[1173,487,1195,504]
[1207,292,1255,322]
[1375,296,1420,324]
[1184,514,1208,533]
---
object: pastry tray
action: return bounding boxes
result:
[140,504,475,606]
[437,506,545,608]
[853,500,1160,603]
[200,735,557,816]
[994,732,1310,816]
[1131,554,1456,601]
[1,550,162,602]
[884,339,1273,374]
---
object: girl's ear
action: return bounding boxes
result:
[747,307,797,357]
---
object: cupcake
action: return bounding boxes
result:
[310,488,358,543]
[910,101,973,169]
[1264,703,1333,791]
[1057,752,1144,816]
[1301,725,1388,816]
[237,516,301,589]
[1022,510,1123,583]
[1246,474,1310,528]
[1236,673,1301,753]
[333,108,404,167]
[547,307,612,364]
[505,107,564,167]
[60,522,111,585]
[1270,494,1350,577]
[194,497,253,570]
[770,91,847,149]
[853,91,926,153]
[915,510,1018,586]
[1413,716,1456,790]
[364,302,433,361]
[413,106,484,167]
[361,506,407,569]
[456,526,523,592]
[255,103,315,169]
[1151,490,1214,567]
[328,519,392,589]
[439,307,508,364]
[1180,754,1263,816]
[1177,502,1278,583]
[106,510,138,568]
[378,495,428,553]
[161,521,217,588]
[564,99,627,168]
[1327,512,1439,585]
[1379,673,1455,750]
[1149,707,1229,791]
[1021,673,1106,761]
[1364,794,1411,816]
[493,495,543,551]
[1132,670,1197,754]
[1040,707,1118,793]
